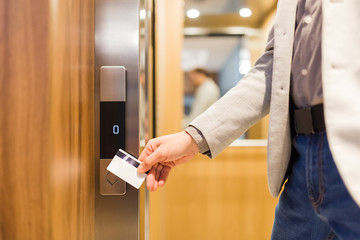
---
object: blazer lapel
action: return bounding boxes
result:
[267,0,298,197]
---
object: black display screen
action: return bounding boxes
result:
[100,102,126,159]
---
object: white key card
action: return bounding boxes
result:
[107,149,147,189]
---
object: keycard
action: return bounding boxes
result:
[107,149,147,189]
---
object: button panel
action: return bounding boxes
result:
[100,159,126,195]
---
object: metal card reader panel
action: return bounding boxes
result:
[100,66,126,102]
[100,66,127,195]
[100,159,126,195]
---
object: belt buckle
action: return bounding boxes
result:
[294,107,315,135]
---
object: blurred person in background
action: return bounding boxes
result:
[182,68,220,128]
[138,0,360,239]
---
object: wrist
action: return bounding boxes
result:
[184,131,200,154]
[184,126,211,155]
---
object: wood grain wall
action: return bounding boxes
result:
[150,147,278,240]
[0,0,95,239]
[154,0,184,136]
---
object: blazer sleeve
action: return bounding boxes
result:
[189,27,274,158]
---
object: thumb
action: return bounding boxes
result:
[138,148,166,173]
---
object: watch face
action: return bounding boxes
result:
[100,101,126,159]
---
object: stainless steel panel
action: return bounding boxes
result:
[99,66,127,196]
[100,66,126,102]
[99,159,126,195]
[95,0,141,239]
[139,0,153,239]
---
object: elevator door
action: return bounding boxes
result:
[0,0,95,239]
[0,0,152,239]
[95,0,151,239]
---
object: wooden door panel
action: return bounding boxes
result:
[0,1,50,239]
[0,0,95,239]
[48,0,94,239]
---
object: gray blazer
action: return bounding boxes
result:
[190,0,360,206]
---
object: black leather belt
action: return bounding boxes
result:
[294,104,326,135]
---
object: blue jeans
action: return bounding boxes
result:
[271,131,360,240]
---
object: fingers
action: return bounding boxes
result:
[155,163,163,182]
[158,166,171,187]
[138,139,158,163]
[146,165,157,191]
[138,148,167,173]
[146,164,172,191]
[138,142,153,163]
[138,139,164,173]
[138,132,198,174]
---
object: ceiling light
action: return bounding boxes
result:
[140,9,146,20]
[187,9,200,19]
[239,8,252,18]
[239,60,251,75]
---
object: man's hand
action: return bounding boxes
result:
[137,131,199,191]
